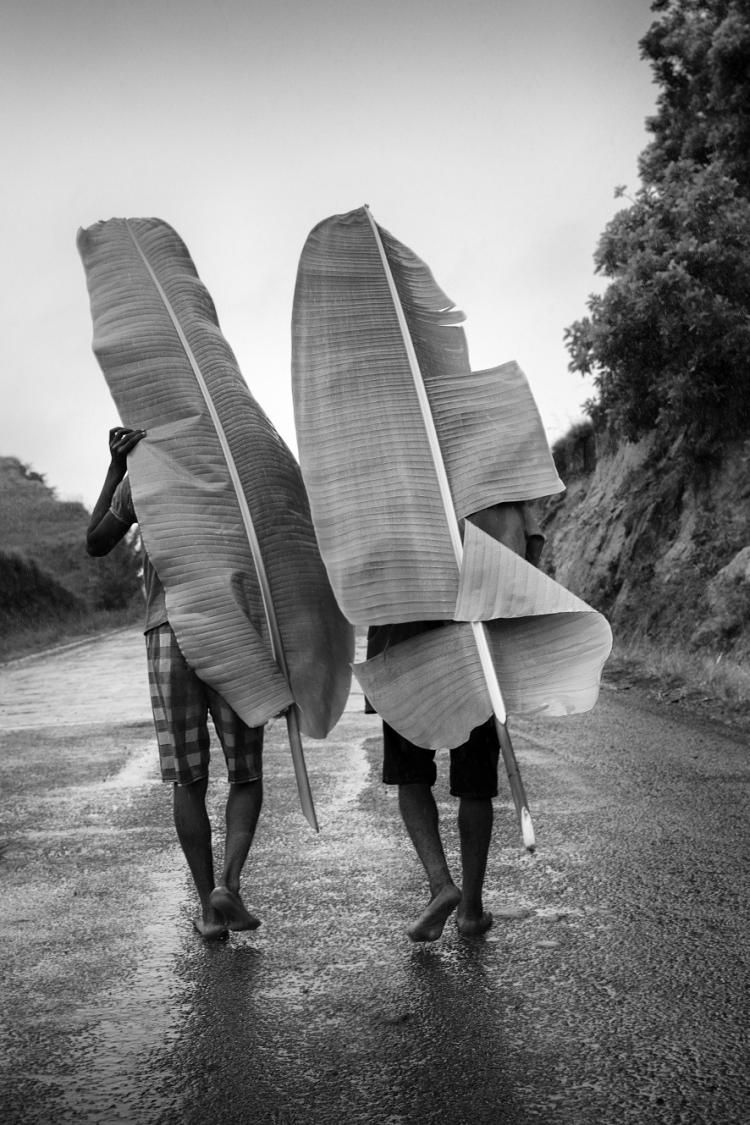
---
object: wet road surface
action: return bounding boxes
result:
[0,628,748,1124]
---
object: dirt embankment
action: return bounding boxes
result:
[540,431,750,661]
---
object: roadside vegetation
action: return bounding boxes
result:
[565,0,750,466]
[553,2,750,725]
[0,456,141,662]
[605,637,750,730]
[1,605,141,664]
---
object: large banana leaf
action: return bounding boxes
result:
[78,217,354,825]
[355,612,613,750]
[292,209,565,624]
[292,206,612,751]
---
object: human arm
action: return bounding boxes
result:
[86,427,146,556]
[466,502,545,566]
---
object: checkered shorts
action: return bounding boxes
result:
[146,624,263,786]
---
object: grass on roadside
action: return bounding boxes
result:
[604,636,750,729]
[0,604,142,663]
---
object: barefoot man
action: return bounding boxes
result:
[87,426,263,941]
[367,503,546,943]
[290,206,609,946]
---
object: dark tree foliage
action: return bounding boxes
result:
[88,535,143,610]
[566,0,750,449]
[640,0,750,188]
[0,454,142,615]
[0,551,83,626]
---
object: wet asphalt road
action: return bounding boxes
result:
[0,628,748,1125]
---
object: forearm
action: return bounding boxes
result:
[87,427,145,555]
[87,459,125,539]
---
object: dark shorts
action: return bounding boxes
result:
[146,624,263,786]
[382,717,500,799]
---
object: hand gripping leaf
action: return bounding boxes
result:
[78,217,354,830]
[292,206,612,849]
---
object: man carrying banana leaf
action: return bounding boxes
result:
[292,205,612,944]
[367,501,545,943]
[87,426,262,941]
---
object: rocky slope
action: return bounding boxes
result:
[540,431,750,661]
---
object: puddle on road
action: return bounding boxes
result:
[323,735,371,815]
[53,869,188,1124]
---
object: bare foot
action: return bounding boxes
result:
[456,910,494,938]
[192,917,228,941]
[209,885,261,931]
[407,884,461,942]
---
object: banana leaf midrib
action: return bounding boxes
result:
[124,218,288,680]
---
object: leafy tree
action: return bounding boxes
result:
[88,532,143,611]
[566,0,750,449]
[0,551,83,623]
[639,0,750,188]
[0,454,142,615]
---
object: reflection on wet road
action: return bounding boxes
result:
[1,628,749,1123]
[0,629,150,728]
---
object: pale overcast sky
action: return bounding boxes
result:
[1,0,656,509]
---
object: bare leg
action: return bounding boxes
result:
[209,779,263,931]
[456,796,494,937]
[398,783,461,941]
[172,777,226,939]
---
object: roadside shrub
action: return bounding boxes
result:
[0,550,84,624]
[551,419,597,480]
